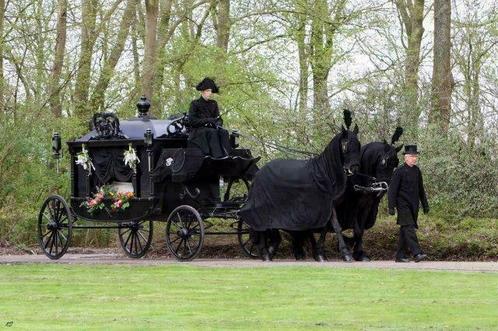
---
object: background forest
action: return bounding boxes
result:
[0,0,496,252]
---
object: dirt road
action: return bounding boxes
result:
[1,253,496,272]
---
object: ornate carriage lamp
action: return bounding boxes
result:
[52,132,62,173]
[144,128,154,171]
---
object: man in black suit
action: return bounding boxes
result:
[388,145,429,262]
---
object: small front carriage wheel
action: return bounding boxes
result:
[118,220,153,258]
[37,195,73,260]
[165,205,204,261]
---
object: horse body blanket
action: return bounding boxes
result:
[239,141,345,231]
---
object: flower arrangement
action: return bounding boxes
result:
[80,185,134,215]
[123,143,140,173]
[75,144,95,176]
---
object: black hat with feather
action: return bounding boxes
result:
[196,77,219,93]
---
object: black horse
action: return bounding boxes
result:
[290,127,404,261]
[239,110,361,261]
[334,127,404,261]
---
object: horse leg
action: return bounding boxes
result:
[331,207,353,262]
[311,228,327,262]
[267,229,281,258]
[352,220,369,261]
[252,230,271,261]
[289,231,306,260]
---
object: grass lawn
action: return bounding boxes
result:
[0,264,497,330]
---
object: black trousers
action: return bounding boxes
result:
[396,225,422,258]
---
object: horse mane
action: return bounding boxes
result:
[312,130,349,198]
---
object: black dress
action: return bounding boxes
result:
[188,97,230,158]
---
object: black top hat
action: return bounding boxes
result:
[403,145,420,155]
[196,77,219,93]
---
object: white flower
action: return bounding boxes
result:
[124,144,140,173]
[165,157,174,167]
[75,144,95,176]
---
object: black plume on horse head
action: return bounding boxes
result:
[343,109,352,129]
[391,127,403,145]
[342,109,359,134]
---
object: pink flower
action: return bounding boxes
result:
[88,199,97,207]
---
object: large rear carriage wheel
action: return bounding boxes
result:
[166,205,204,261]
[118,220,153,258]
[37,195,73,260]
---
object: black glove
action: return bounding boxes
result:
[423,206,430,214]
[388,208,395,216]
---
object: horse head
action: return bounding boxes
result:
[340,110,361,176]
[362,127,403,182]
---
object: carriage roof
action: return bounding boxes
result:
[73,117,179,143]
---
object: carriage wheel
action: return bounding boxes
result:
[37,195,73,260]
[222,178,250,203]
[166,205,204,261]
[237,220,259,259]
[118,220,153,258]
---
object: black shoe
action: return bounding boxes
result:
[395,257,410,263]
[414,253,427,262]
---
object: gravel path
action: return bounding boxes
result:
[1,254,497,272]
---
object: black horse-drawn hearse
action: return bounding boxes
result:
[38,97,260,261]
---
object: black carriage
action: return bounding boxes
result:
[38,97,260,261]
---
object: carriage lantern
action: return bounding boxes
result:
[52,132,61,159]
[51,132,62,173]
[144,128,153,146]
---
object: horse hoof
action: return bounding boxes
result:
[294,254,306,261]
[342,254,354,262]
[260,250,272,262]
[261,254,272,262]
[314,254,326,262]
[353,252,370,262]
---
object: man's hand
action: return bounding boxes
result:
[388,208,395,216]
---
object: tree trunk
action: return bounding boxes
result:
[151,0,174,113]
[395,0,425,141]
[309,0,346,122]
[0,0,5,118]
[429,0,452,133]
[74,0,98,119]
[142,0,159,111]
[295,0,309,117]
[90,0,136,112]
[34,0,46,104]
[49,0,67,118]
[214,0,230,52]
[310,0,331,119]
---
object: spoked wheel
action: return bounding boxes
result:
[37,195,73,260]
[118,220,153,258]
[166,205,204,261]
[237,220,259,259]
[222,178,250,203]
